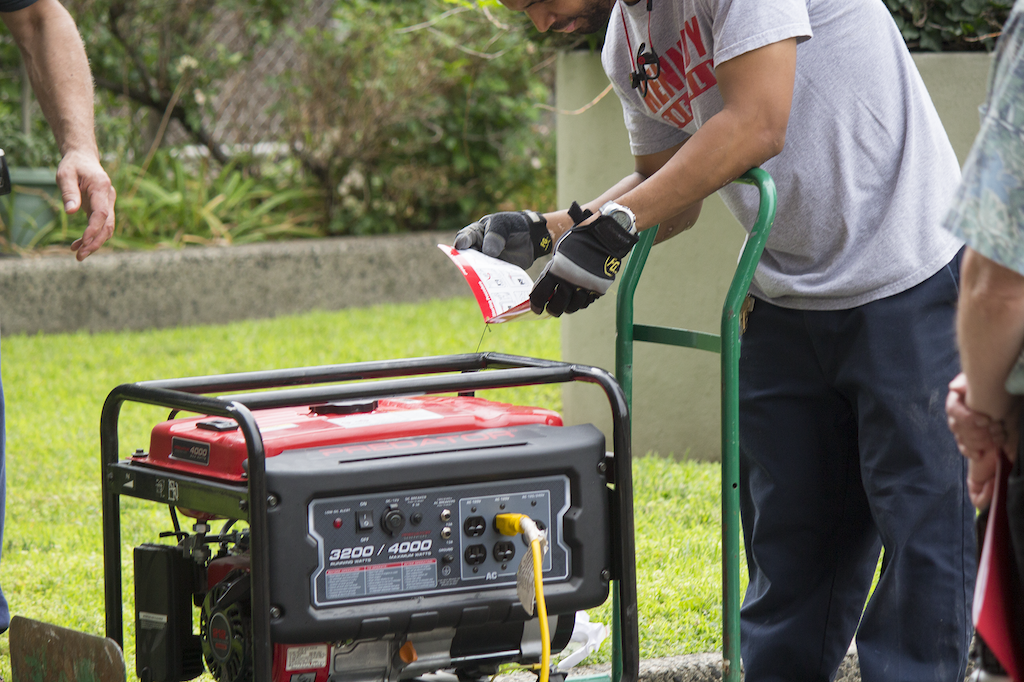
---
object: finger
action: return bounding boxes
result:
[454,223,484,251]
[55,164,82,214]
[948,372,967,393]
[530,270,558,315]
[545,283,571,317]
[76,187,115,261]
[564,287,590,314]
[945,388,963,414]
[481,231,508,259]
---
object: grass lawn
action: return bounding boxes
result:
[0,297,737,680]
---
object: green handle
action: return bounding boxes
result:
[613,167,776,682]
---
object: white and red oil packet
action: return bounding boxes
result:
[439,244,538,323]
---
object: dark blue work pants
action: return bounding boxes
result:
[737,254,975,682]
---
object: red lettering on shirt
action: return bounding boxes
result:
[661,45,688,90]
[683,17,707,57]
[661,101,694,128]
[686,60,716,98]
[642,77,673,110]
[629,13,716,132]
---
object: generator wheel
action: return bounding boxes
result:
[200,569,252,682]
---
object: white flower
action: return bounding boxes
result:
[177,55,200,74]
[338,168,365,195]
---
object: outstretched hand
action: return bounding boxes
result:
[56,149,116,261]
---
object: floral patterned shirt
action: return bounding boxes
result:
[944,0,1024,392]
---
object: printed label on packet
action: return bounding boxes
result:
[438,244,538,323]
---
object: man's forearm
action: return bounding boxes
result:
[958,247,1024,419]
[542,171,701,243]
[541,172,646,240]
[4,0,98,157]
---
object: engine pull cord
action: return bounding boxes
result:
[495,513,550,682]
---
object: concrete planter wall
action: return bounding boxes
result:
[556,51,992,460]
[0,232,468,335]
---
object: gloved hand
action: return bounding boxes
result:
[530,202,639,316]
[453,210,552,270]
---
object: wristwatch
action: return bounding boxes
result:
[599,201,638,234]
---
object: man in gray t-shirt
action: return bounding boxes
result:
[455,1,974,680]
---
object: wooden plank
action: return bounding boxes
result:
[10,616,126,682]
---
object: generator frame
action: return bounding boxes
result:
[100,353,638,682]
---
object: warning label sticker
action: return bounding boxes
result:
[138,611,168,630]
[325,559,437,601]
[285,644,328,671]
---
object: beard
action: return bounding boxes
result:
[552,0,616,34]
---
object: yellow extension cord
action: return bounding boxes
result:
[531,536,550,682]
[495,513,550,682]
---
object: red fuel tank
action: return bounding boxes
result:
[142,395,563,484]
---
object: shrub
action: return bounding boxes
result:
[278,0,556,236]
[22,150,324,252]
[885,0,1012,51]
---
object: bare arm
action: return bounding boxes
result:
[542,141,702,243]
[958,247,1024,420]
[949,247,1024,507]
[542,38,795,244]
[2,0,115,260]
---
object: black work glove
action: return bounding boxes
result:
[453,210,552,270]
[530,202,639,317]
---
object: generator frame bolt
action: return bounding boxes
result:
[267,495,279,508]
[601,569,611,581]
[597,461,607,475]
[269,606,282,619]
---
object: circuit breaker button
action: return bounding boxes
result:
[356,511,374,531]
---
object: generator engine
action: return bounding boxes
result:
[129,394,612,682]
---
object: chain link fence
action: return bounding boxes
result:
[164,0,335,150]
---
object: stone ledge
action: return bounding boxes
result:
[0,233,467,335]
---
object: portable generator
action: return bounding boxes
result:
[100,354,639,682]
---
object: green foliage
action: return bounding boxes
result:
[885,0,1012,51]
[105,152,324,248]
[0,33,62,168]
[63,0,292,162]
[8,150,325,252]
[278,0,556,236]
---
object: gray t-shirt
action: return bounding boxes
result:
[601,0,964,310]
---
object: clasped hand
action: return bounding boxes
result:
[945,372,1019,509]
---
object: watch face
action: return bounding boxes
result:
[607,209,631,230]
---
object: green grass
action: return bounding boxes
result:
[0,297,736,679]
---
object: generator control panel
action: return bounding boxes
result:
[263,423,612,644]
[308,476,569,608]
